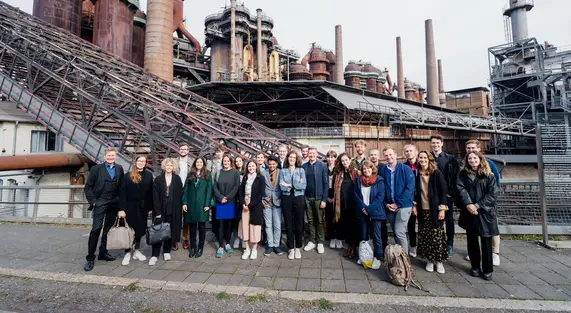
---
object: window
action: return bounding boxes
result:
[30,130,63,152]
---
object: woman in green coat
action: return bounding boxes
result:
[182,157,212,258]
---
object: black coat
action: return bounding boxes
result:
[415,169,447,228]
[238,174,266,226]
[457,169,499,237]
[153,173,184,242]
[119,169,154,237]
[84,163,124,210]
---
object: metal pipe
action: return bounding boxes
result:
[335,25,344,84]
[0,154,87,171]
[425,20,439,106]
[144,0,174,82]
[256,8,263,81]
[396,36,405,98]
[438,59,446,107]
[173,0,201,53]
[230,0,236,81]
[12,121,18,156]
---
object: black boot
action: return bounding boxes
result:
[97,252,116,261]
[189,248,196,258]
[195,241,204,258]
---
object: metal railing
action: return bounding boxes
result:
[1,181,569,235]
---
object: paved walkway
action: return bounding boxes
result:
[0,224,570,301]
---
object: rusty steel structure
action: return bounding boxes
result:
[132,10,146,68]
[92,0,138,62]
[33,0,82,36]
[173,0,201,54]
[0,2,303,171]
[0,154,87,171]
[145,0,173,81]
[288,64,312,81]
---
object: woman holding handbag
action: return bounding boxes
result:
[213,153,241,258]
[182,157,212,259]
[238,160,266,260]
[118,155,154,266]
[149,158,183,266]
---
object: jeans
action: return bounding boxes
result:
[467,232,493,274]
[282,194,305,249]
[264,204,282,248]
[445,197,455,248]
[151,216,172,257]
[386,207,412,253]
[86,204,117,261]
[359,218,384,259]
[305,198,325,244]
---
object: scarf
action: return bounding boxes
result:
[333,169,358,222]
[360,174,377,187]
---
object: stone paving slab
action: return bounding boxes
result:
[0,224,570,301]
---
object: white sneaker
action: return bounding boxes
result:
[233,237,240,249]
[121,253,131,266]
[329,239,336,249]
[492,253,500,266]
[148,256,157,266]
[242,249,251,260]
[294,248,302,259]
[288,249,295,260]
[465,254,470,261]
[409,246,417,258]
[335,239,343,249]
[163,253,171,261]
[317,243,324,254]
[304,241,316,251]
[250,249,257,260]
[133,250,146,261]
[372,258,381,270]
[426,262,434,272]
[436,262,445,274]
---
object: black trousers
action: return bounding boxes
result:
[152,216,172,257]
[380,219,388,251]
[189,222,206,250]
[282,194,305,249]
[408,213,417,247]
[340,204,357,246]
[217,219,232,248]
[445,197,455,247]
[325,201,341,240]
[86,204,117,261]
[467,231,493,274]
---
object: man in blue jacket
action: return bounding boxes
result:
[380,147,415,254]
[302,147,329,254]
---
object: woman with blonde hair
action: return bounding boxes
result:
[149,158,183,266]
[118,155,154,266]
[457,151,498,281]
[412,151,448,273]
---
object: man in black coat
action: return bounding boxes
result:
[430,135,459,256]
[83,148,125,271]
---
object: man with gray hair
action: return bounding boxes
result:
[277,144,288,169]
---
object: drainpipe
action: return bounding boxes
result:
[12,121,18,156]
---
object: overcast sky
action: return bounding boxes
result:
[9,0,571,91]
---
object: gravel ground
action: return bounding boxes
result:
[0,277,564,313]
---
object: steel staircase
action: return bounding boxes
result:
[0,1,301,170]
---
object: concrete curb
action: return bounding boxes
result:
[0,267,569,311]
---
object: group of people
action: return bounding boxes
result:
[82,135,500,281]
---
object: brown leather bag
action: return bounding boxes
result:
[107,217,135,250]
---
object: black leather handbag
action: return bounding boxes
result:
[146,219,171,245]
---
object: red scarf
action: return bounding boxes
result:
[360,175,377,187]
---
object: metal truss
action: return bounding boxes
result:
[0,2,302,170]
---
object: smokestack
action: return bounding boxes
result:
[144,0,174,82]
[425,19,438,106]
[438,59,446,107]
[256,9,263,81]
[504,0,534,43]
[230,0,236,81]
[335,25,344,84]
[396,36,405,98]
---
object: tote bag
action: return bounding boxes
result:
[107,217,135,250]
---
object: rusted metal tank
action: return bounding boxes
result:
[0,154,87,171]
[308,45,329,81]
[80,0,95,42]
[289,63,312,81]
[173,0,200,53]
[326,51,336,82]
[363,63,378,92]
[344,62,362,89]
[33,0,83,35]
[145,0,174,82]
[210,40,230,81]
[93,0,138,62]
[132,10,146,68]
